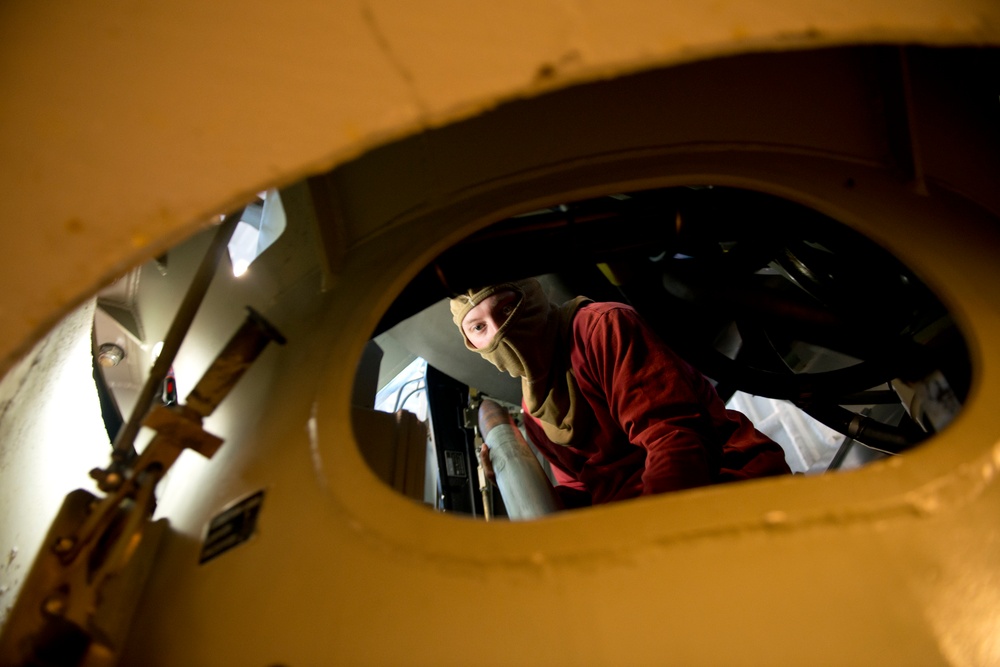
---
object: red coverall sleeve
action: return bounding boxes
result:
[552,466,593,509]
[549,463,593,508]
[582,307,716,495]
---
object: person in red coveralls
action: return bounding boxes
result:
[450,278,790,509]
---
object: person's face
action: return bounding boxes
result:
[461,289,519,349]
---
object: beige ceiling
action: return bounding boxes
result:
[2,1,999,378]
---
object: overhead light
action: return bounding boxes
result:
[225,189,287,278]
[232,258,251,277]
[97,343,126,368]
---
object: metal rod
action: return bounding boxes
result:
[477,442,493,522]
[111,210,242,460]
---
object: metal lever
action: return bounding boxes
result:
[0,306,286,667]
[69,307,286,563]
[185,306,287,417]
[110,210,243,467]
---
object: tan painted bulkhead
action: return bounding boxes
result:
[2,2,1000,665]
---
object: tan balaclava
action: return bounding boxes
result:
[450,278,590,445]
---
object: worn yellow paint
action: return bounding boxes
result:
[2,2,1000,665]
[2,0,999,377]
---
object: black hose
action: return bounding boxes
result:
[798,403,922,453]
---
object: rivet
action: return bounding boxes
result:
[53,537,75,554]
[42,596,65,616]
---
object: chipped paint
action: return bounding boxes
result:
[306,401,328,491]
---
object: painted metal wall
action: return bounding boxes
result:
[3,0,1000,378]
[2,2,1000,666]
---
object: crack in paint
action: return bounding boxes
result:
[359,2,430,119]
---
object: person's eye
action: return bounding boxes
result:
[471,323,486,333]
[501,304,514,316]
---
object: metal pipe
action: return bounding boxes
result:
[800,402,917,453]
[478,399,561,520]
